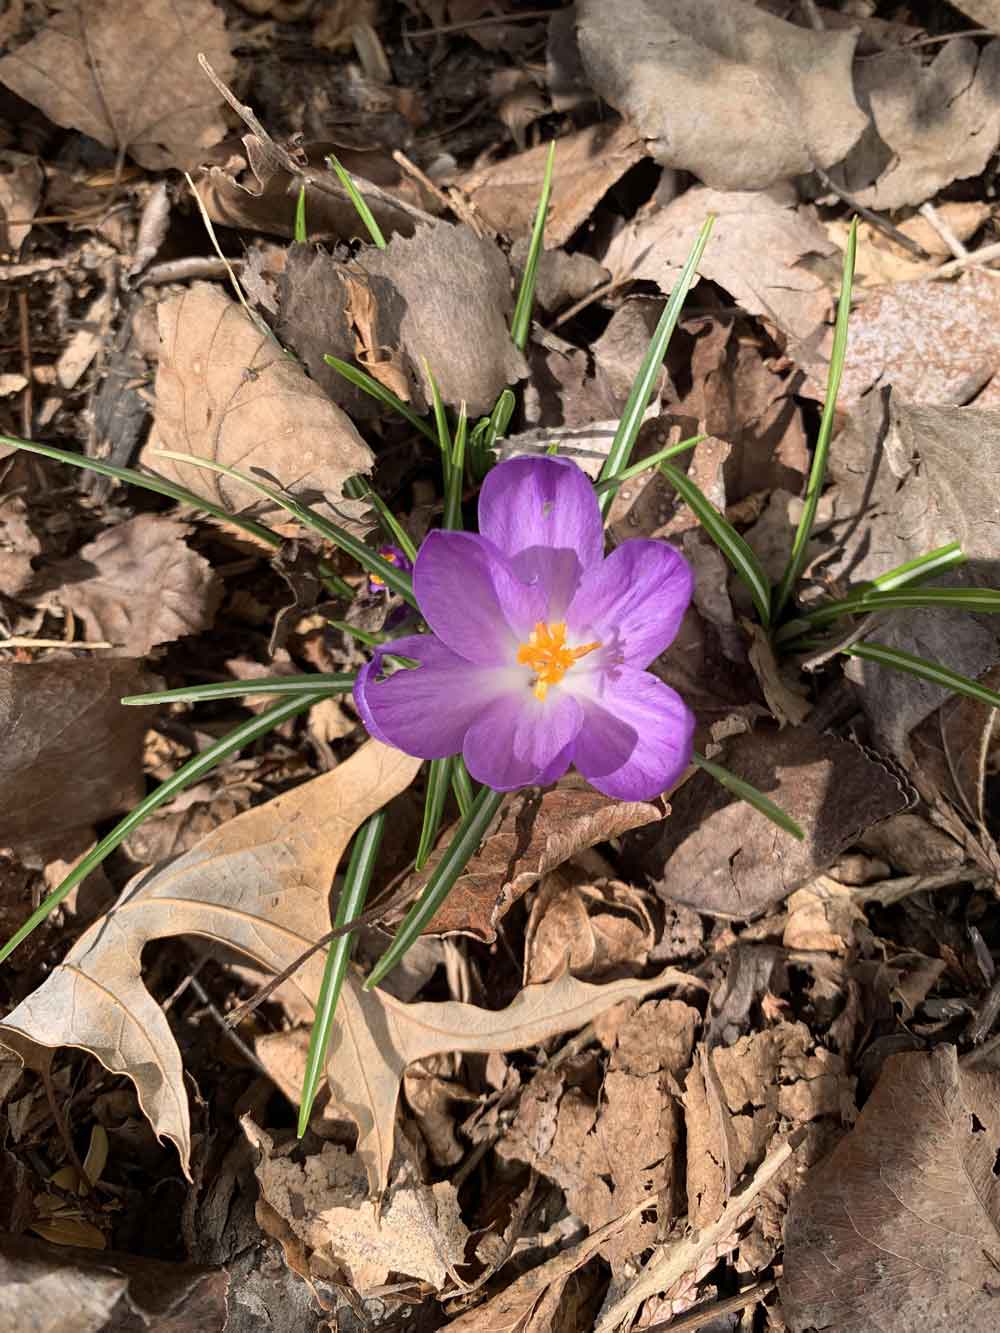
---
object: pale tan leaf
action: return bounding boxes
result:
[0,742,422,1177]
[577,0,867,190]
[31,515,221,657]
[141,283,373,520]
[0,150,43,258]
[0,0,234,172]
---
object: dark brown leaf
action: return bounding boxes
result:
[782,1045,1000,1333]
[404,778,665,942]
[0,659,158,857]
[626,727,909,919]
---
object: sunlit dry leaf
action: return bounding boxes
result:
[782,1045,1000,1333]
[0,742,422,1178]
[627,727,908,919]
[910,666,1000,821]
[0,660,157,858]
[141,283,373,520]
[459,119,644,244]
[359,223,528,414]
[0,0,234,172]
[605,187,836,345]
[0,151,42,258]
[577,0,866,190]
[523,870,654,985]
[401,778,665,942]
[839,39,1000,210]
[31,515,221,657]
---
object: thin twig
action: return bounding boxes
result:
[406,7,553,37]
[188,975,269,1076]
[16,289,32,438]
[813,166,933,261]
[930,239,1000,280]
[0,637,113,650]
[642,1281,776,1333]
[918,201,967,260]
[41,1065,92,1189]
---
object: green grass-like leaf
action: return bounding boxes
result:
[365,784,505,988]
[450,755,476,818]
[597,216,715,517]
[775,217,857,616]
[693,751,804,840]
[294,185,308,243]
[326,154,387,248]
[415,756,454,871]
[323,356,437,442]
[121,674,356,706]
[297,809,385,1136]
[344,475,419,565]
[867,542,966,592]
[0,691,328,965]
[511,141,555,353]
[796,585,1000,628]
[842,641,1000,710]
[0,435,281,549]
[592,433,706,498]
[660,460,772,626]
[444,403,468,531]
[152,449,417,607]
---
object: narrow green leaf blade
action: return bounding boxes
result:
[868,542,966,592]
[294,185,308,243]
[592,433,706,498]
[843,641,1000,710]
[597,215,715,516]
[444,403,467,531]
[121,674,356,705]
[298,810,386,1135]
[0,692,326,965]
[660,460,772,626]
[801,585,1000,627]
[365,784,505,988]
[326,154,387,248]
[450,755,476,818]
[323,356,437,442]
[775,217,857,615]
[511,140,555,353]
[692,751,804,840]
[415,756,454,870]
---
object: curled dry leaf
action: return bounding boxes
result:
[838,39,1000,210]
[30,515,221,658]
[0,0,234,172]
[141,283,373,521]
[358,223,528,414]
[626,727,909,919]
[523,870,655,985]
[782,1045,1000,1333]
[0,659,158,858]
[0,151,43,258]
[400,777,665,942]
[576,0,866,191]
[458,119,645,245]
[605,186,836,346]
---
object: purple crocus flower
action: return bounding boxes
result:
[367,544,412,596]
[354,457,695,800]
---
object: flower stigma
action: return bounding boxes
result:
[517,620,601,701]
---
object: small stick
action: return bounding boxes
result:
[930,240,1000,280]
[391,149,488,237]
[918,201,968,260]
[16,289,32,438]
[41,1064,92,1190]
[641,1281,776,1333]
[406,7,553,37]
[813,166,933,262]
[0,637,113,650]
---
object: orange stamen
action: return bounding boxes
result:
[517,621,601,701]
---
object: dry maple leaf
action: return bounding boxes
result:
[30,515,221,657]
[141,283,373,520]
[0,659,159,858]
[0,0,235,172]
[0,740,693,1195]
[782,1045,1000,1333]
[576,0,867,191]
[400,778,665,942]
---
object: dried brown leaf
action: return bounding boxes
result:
[627,727,909,919]
[141,283,373,520]
[403,778,665,942]
[31,515,221,657]
[459,120,645,245]
[782,1045,1000,1333]
[910,666,1000,821]
[0,0,234,172]
[0,150,42,258]
[359,223,528,414]
[524,871,655,985]
[840,40,1000,210]
[0,659,157,858]
[577,0,866,190]
[605,187,836,345]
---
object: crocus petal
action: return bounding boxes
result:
[565,540,693,670]
[463,689,583,791]
[477,457,605,617]
[355,634,516,759]
[572,667,694,801]
[414,530,546,666]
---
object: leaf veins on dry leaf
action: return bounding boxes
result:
[400,777,665,942]
[0,659,158,859]
[782,1045,1000,1333]
[0,742,693,1198]
[141,283,373,521]
[0,0,235,172]
[28,515,220,658]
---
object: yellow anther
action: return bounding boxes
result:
[517,621,601,701]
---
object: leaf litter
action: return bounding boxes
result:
[6,0,1000,1327]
